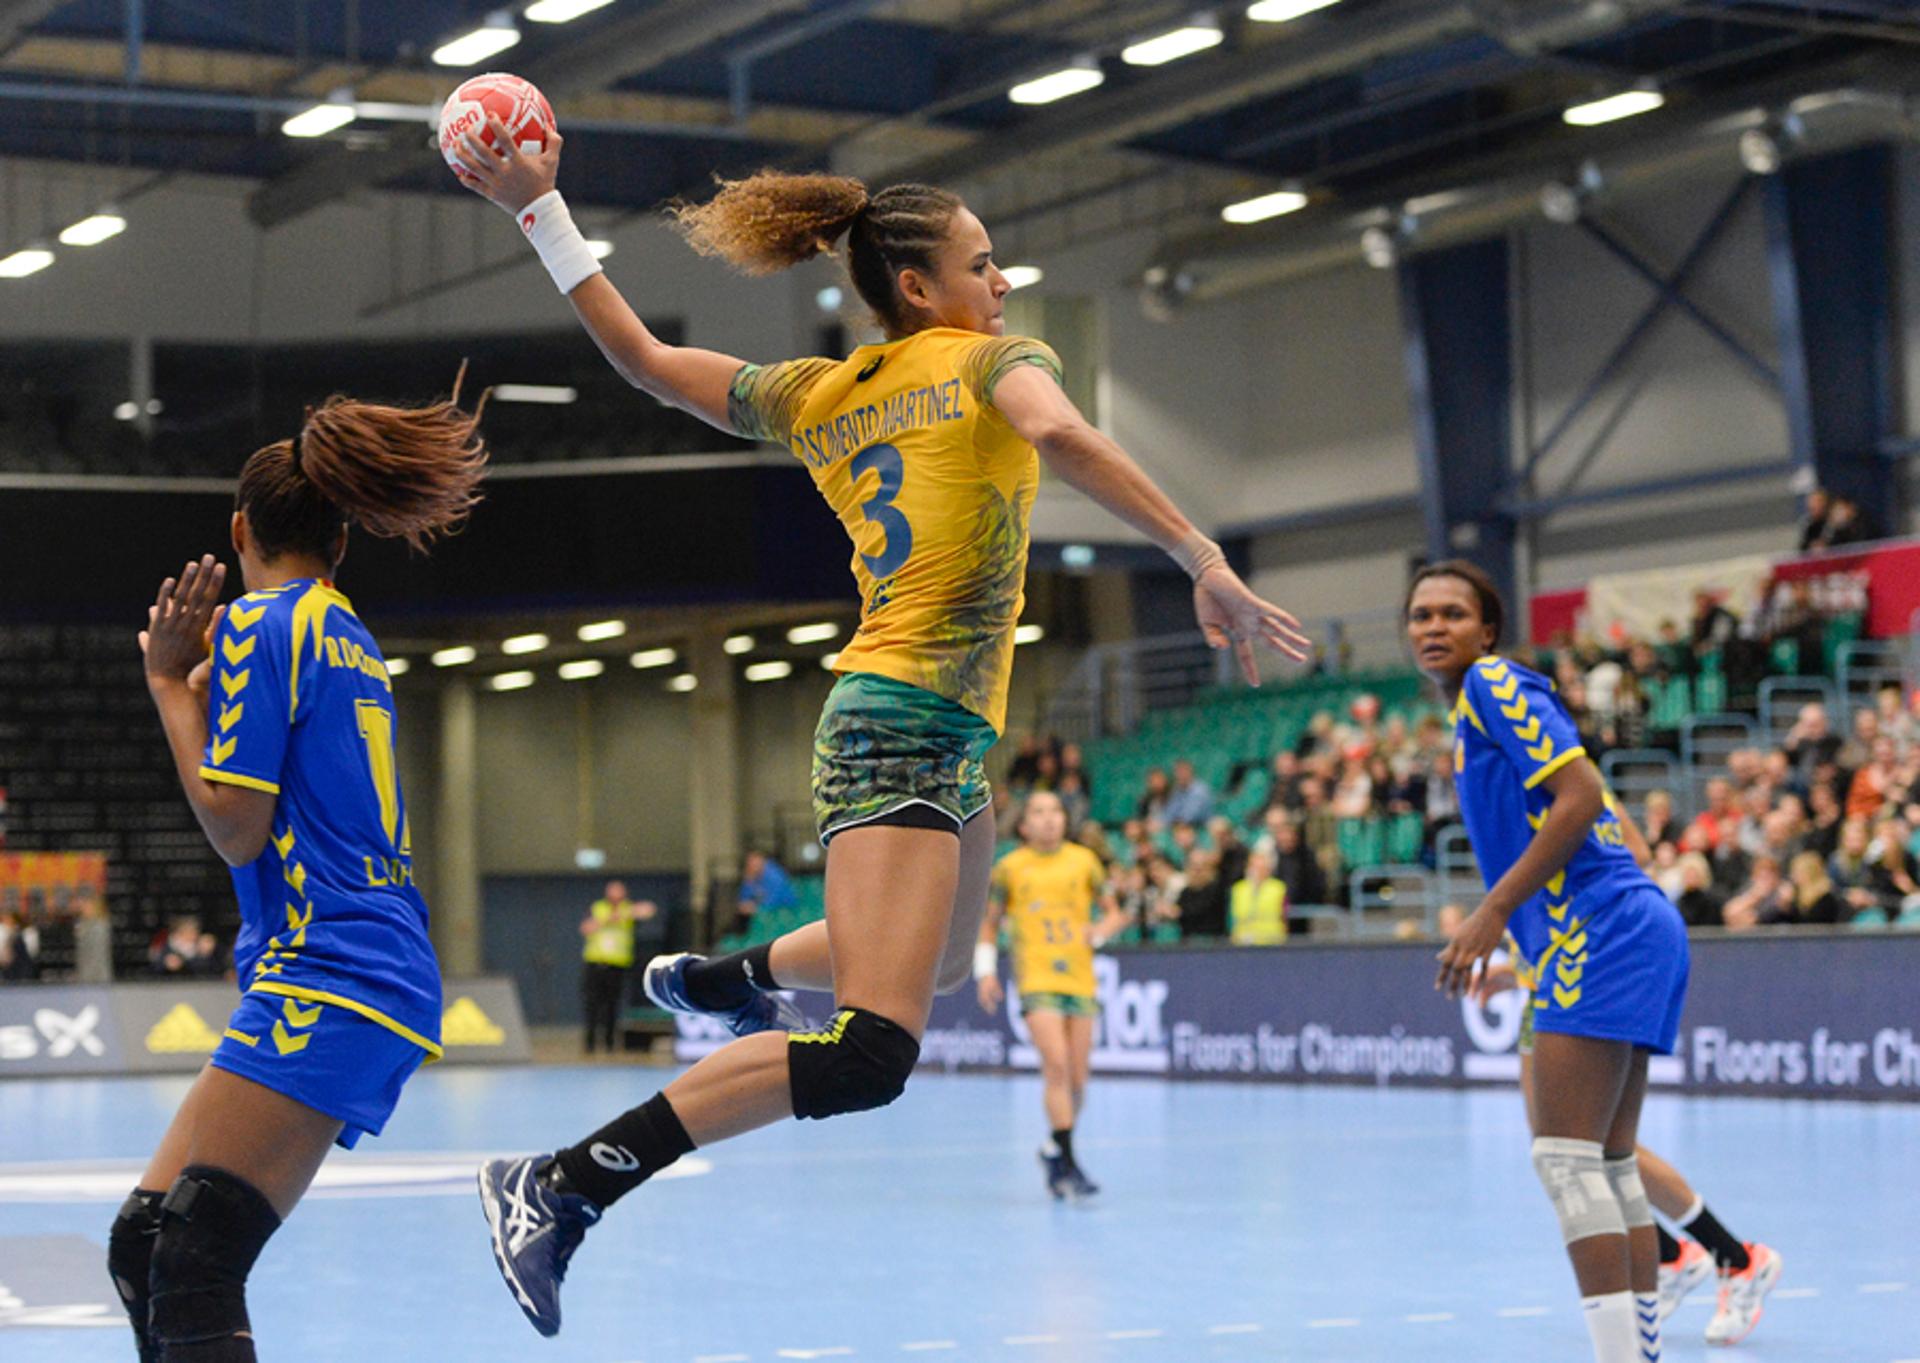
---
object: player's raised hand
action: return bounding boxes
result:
[140,555,227,687]
[1193,564,1312,685]
[455,114,562,215]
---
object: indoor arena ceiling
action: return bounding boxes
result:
[0,0,1916,258]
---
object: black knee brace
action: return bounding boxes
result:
[148,1165,282,1359]
[788,1007,920,1120]
[108,1187,166,1362]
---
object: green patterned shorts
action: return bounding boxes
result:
[1021,992,1099,1018]
[812,672,997,842]
[1519,990,1537,1055]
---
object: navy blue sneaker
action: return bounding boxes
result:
[478,1154,601,1338]
[642,951,808,1036]
[1062,1161,1101,1200]
[1039,1147,1073,1201]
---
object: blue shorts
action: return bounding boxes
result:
[1529,884,1689,1055]
[210,991,432,1149]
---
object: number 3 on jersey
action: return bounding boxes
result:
[851,442,913,579]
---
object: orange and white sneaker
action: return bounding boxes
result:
[1658,1240,1714,1320]
[1705,1243,1783,1346]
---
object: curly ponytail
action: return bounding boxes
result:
[669,169,963,333]
[237,369,488,563]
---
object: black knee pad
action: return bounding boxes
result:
[148,1166,281,1352]
[108,1188,166,1361]
[788,1007,920,1120]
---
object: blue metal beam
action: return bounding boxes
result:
[1521,181,1750,485]
[1763,144,1904,531]
[1576,218,1781,392]
[1500,457,1799,519]
[1398,236,1516,604]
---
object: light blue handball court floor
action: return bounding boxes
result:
[4,1066,1917,1362]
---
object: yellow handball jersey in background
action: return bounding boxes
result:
[992,842,1107,999]
[728,328,1063,734]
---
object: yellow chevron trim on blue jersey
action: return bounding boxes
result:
[218,703,245,733]
[248,980,442,1057]
[1523,745,1586,789]
[272,827,295,858]
[220,634,257,666]
[1513,714,1542,743]
[287,581,352,721]
[227,602,268,631]
[222,1028,259,1047]
[199,766,280,795]
[1450,691,1488,736]
[219,669,249,700]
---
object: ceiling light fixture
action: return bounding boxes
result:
[1010,61,1105,106]
[432,12,521,67]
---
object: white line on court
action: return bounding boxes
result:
[900,1344,958,1352]
[1859,1283,1908,1294]
[1103,1328,1165,1340]
[1773,1288,1821,1300]
[1002,1336,1061,1346]
[1308,1318,1361,1328]
[777,1350,854,1359]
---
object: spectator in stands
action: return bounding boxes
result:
[1776,851,1845,926]
[1689,778,1739,851]
[1641,790,1678,853]
[1164,759,1215,827]
[1267,750,1305,812]
[1820,495,1872,548]
[151,915,217,978]
[1056,769,1091,834]
[1005,734,1045,790]
[1673,852,1723,928]
[1829,817,1879,917]
[1874,684,1917,747]
[1138,767,1171,826]
[1296,776,1341,895]
[1229,849,1287,946]
[1798,488,1831,551]
[1175,847,1227,938]
[1847,736,1901,820]
[1118,818,1153,867]
[736,849,797,934]
[1032,747,1061,791]
[0,909,38,981]
[580,881,638,1055]
[1207,815,1249,888]
[1784,702,1843,787]
[1721,855,1787,930]
[1075,821,1115,867]
[1839,706,1880,776]
[72,891,113,984]
[1262,813,1329,910]
[1868,819,1920,915]
[1805,780,1845,859]
[1058,742,1090,796]
[1330,753,1374,820]
[1690,589,1739,657]
[1296,710,1336,760]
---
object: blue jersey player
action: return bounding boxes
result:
[1411,560,1688,1363]
[114,385,486,1362]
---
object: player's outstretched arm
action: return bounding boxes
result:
[453,119,744,434]
[992,365,1311,683]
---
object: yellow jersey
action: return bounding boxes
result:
[582,900,634,968]
[728,328,1063,734]
[991,842,1107,998]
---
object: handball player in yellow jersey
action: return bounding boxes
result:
[454,118,1310,1336]
[977,790,1125,1199]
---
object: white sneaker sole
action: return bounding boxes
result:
[1708,1250,1783,1347]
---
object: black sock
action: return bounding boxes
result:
[682,943,779,1011]
[1656,1223,1682,1265]
[1682,1203,1751,1272]
[1051,1128,1075,1164]
[550,1092,695,1210]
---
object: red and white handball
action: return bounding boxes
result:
[438,72,556,183]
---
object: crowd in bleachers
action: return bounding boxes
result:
[994,569,1917,944]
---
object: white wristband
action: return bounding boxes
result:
[518,189,603,296]
[973,942,998,980]
[1170,529,1227,580]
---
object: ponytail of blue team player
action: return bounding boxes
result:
[1408,559,1692,1363]
[116,378,487,1362]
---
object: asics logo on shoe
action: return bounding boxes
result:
[743,960,758,987]
[590,1143,641,1172]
